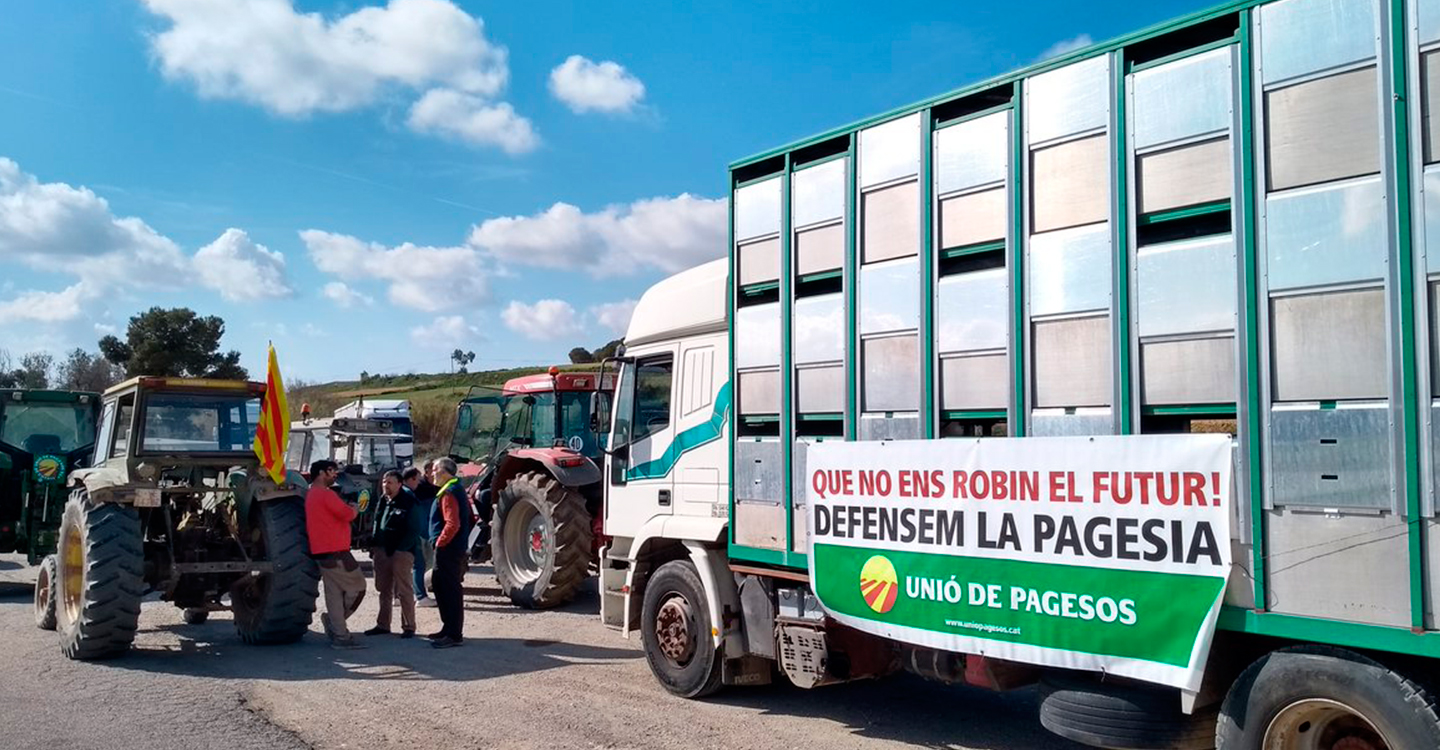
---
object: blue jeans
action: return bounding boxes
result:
[414,538,433,598]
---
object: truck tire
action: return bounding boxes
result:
[492,471,592,609]
[34,554,57,630]
[55,497,143,661]
[1039,674,1218,749]
[182,608,210,625]
[232,498,319,645]
[640,560,723,699]
[1216,646,1440,750]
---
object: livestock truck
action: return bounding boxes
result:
[593,0,1440,747]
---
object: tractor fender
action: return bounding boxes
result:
[70,467,131,501]
[233,469,309,533]
[493,448,600,495]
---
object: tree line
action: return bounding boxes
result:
[1,306,247,393]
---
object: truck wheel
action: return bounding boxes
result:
[492,471,592,609]
[34,554,57,630]
[182,608,209,625]
[232,498,319,645]
[55,497,143,660]
[1216,646,1440,750]
[640,560,723,699]
[1038,674,1218,749]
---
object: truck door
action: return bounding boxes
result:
[605,351,676,535]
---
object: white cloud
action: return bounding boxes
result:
[407,88,539,154]
[467,193,726,277]
[142,0,507,114]
[0,284,96,325]
[300,229,489,312]
[0,157,188,291]
[501,299,584,341]
[193,228,294,301]
[0,157,293,324]
[142,0,536,153]
[591,299,637,336]
[321,281,373,308]
[1037,34,1093,61]
[548,55,645,114]
[409,314,481,347]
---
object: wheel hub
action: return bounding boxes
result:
[525,515,548,569]
[655,596,695,664]
[1263,698,1391,750]
[60,524,84,625]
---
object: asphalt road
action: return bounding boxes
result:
[0,554,1082,750]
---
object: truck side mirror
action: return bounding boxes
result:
[456,405,473,432]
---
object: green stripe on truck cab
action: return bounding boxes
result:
[626,382,731,481]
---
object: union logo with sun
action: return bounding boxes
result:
[859,555,899,614]
[33,455,65,484]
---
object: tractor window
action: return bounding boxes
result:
[531,393,558,448]
[632,356,674,442]
[560,390,607,457]
[0,400,96,455]
[140,392,260,453]
[285,431,309,471]
[112,395,135,458]
[93,402,116,465]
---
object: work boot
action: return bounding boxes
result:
[331,637,367,650]
[417,597,438,608]
[363,626,391,636]
[431,636,463,649]
[401,630,415,639]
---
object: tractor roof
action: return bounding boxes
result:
[502,372,607,395]
[105,376,266,397]
[0,388,99,403]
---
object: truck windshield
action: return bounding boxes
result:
[0,402,97,454]
[141,392,261,453]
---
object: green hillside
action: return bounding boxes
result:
[288,363,601,457]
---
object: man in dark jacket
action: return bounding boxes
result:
[365,470,422,638]
[429,457,473,648]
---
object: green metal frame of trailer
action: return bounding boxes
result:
[724,0,1440,662]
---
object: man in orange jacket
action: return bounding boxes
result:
[306,459,366,649]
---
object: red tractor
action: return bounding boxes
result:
[448,368,610,608]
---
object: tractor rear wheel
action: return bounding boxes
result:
[492,471,593,609]
[55,496,143,660]
[34,554,57,630]
[232,498,319,644]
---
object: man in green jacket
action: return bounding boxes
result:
[365,470,422,638]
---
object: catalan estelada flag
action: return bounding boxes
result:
[253,344,290,484]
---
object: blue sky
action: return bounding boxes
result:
[0,0,1211,383]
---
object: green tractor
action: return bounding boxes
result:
[0,388,100,566]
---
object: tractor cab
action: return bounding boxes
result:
[0,389,100,563]
[449,370,612,472]
[287,416,402,549]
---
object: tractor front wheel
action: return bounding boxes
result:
[55,496,144,660]
[492,471,593,609]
